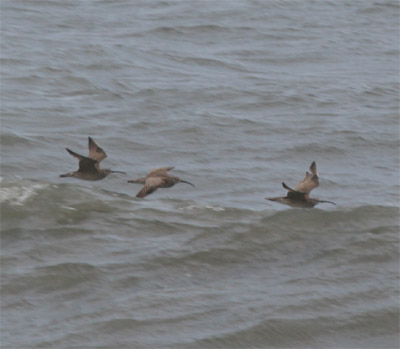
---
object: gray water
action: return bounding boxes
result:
[1,0,399,348]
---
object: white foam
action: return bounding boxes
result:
[0,184,48,206]
[179,204,225,212]
[60,205,77,211]
[205,205,225,212]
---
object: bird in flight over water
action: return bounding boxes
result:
[266,161,335,208]
[128,166,195,198]
[60,137,126,180]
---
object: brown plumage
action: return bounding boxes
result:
[267,161,335,208]
[128,167,195,198]
[60,137,126,180]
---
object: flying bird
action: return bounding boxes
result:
[60,137,126,180]
[128,166,195,198]
[266,161,335,208]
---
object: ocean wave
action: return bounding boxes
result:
[2,178,398,224]
[0,181,49,206]
[2,262,104,295]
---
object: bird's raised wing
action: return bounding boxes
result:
[88,137,107,162]
[66,148,98,173]
[136,177,165,198]
[294,161,319,194]
[66,148,85,161]
[147,166,174,178]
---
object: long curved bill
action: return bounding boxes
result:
[180,180,195,187]
[319,200,336,205]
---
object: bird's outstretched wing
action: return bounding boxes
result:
[136,177,165,198]
[147,166,174,178]
[88,137,107,162]
[66,148,98,173]
[294,161,319,194]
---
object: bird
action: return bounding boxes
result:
[128,166,195,198]
[266,161,335,208]
[60,137,126,180]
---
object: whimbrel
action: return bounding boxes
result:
[128,166,195,198]
[266,161,335,208]
[60,137,126,180]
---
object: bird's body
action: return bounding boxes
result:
[128,167,194,198]
[60,137,125,180]
[266,162,335,208]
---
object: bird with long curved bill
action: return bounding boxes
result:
[60,137,126,180]
[128,166,195,198]
[266,161,335,208]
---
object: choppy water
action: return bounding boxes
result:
[1,0,399,348]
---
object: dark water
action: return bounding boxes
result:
[1,0,399,348]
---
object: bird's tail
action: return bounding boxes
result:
[266,197,280,201]
[59,172,74,177]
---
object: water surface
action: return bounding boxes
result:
[1,0,399,348]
